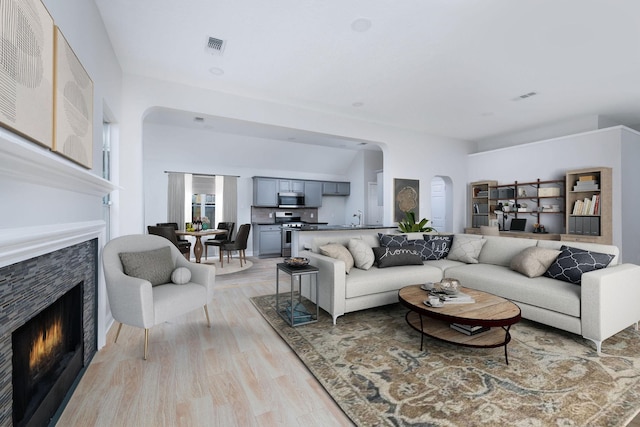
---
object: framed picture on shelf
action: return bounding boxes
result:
[0,0,54,148]
[53,26,93,169]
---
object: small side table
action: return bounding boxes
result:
[275,263,319,326]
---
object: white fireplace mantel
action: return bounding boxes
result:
[0,128,118,197]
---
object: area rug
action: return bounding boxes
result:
[202,258,252,275]
[250,294,640,427]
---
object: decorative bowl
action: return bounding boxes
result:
[435,278,460,294]
[284,257,310,267]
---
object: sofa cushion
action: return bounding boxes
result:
[119,246,174,286]
[419,235,453,260]
[345,264,443,298]
[446,234,486,264]
[510,247,561,278]
[171,266,192,284]
[445,263,581,317]
[378,233,408,247]
[320,243,355,274]
[372,246,423,268]
[348,238,375,270]
[544,245,615,285]
[478,235,538,267]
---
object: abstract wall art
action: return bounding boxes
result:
[394,178,419,222]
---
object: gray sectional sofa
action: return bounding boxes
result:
[301,231,640,353]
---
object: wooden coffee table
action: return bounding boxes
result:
[398,285,521,364]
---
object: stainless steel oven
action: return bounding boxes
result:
[276,212,304,257]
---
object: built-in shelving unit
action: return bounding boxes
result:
[562,167,612,244]
[469,180,497,228]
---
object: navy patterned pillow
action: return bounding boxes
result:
[378,233,408,247]
[406,239,430,260]
[422,235,453,260]
[543,245,614,285]
[372,246,423,268]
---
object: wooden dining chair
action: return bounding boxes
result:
[204,222,235,260]
[220,224,251,268]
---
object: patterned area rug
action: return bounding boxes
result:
[250,294,640,426]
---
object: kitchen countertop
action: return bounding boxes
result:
[297,224,395,231]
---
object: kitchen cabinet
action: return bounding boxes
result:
[254,224,282,257]
[304,181,323,207]
[279,179,305,193]
[253,177,278,207]
[322,181,350,196]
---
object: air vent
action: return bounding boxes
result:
[206,37,226,55]
[513,91,538,101]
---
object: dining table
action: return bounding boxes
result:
[175,229,228,263]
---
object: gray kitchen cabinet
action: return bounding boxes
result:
[279,179,305,193]
[304,181,323,207]
[253,177,278,207]
[322,181,350,196]
[255,224,282,257]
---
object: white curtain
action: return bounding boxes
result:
[167,173,185,227]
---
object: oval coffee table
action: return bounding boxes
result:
[398,285,521,364]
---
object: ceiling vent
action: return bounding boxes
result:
[206,37,226,55]
[513,91,538,101]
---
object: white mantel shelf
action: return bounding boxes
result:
[0,128,118,196]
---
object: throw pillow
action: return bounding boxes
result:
[510,247,561,278]
[319,243,355,274]
[544,245,614,285]
[347,238,375,270]
[378,233,408,247]
[119,246,174,286]
[372,246,423,268]
[171,267,192,284]
[406,239,430,260]
[422,235,453,260]
[446,235,486,264]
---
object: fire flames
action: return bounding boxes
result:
[29,315,63,372]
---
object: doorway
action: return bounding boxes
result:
[430,176,453,232]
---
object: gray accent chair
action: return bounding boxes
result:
[103,234,215,359]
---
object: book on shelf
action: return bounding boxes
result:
[579,175,597,181]
[573,180,599,191]
[450,323,490,335]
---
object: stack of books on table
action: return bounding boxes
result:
[450,323,490,335]
[430,291,475,304]
[284,302,313,324]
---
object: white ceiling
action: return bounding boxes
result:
[96,0,640,144]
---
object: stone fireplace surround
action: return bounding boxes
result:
[0,129,117,425]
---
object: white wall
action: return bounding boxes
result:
[621,131,640,264]
[469,126,640,262]
[118,74,474,238]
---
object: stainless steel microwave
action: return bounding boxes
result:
[278,192,305,208]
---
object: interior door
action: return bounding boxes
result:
[431,177,446,231]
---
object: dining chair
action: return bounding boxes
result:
[156,222,191,252]
[103,234,215,359]
[220,223,251,268]
[147,225,191,260]
[204,222,235,260]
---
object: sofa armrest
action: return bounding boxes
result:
[581,263,640,352]
[302,250,347,324]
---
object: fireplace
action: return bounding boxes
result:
[12,283,84,427]
[0,239,98,426]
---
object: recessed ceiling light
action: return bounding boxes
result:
[351,18,372,32]
[209,67,224,76]
[352,102,364,107]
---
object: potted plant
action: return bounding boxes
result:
[398,211,436,233]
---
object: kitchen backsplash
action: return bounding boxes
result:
[251,206,319,224]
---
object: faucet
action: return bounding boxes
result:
[353,210,363,226]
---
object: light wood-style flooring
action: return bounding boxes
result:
[57,256,640,427]
[57,257,352,426]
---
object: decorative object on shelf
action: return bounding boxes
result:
[53,26,93,169]
[397,211,435,233]
[394,178,419,222]
[284,257,310,267]
[0,0,55,149]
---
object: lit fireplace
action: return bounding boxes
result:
[12,283,84,427]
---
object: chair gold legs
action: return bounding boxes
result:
[114,322,123,343]
[144,329,149,360]
[204,305,211,328]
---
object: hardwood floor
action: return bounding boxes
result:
[57,257,353,426]
[57,256,640,427]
